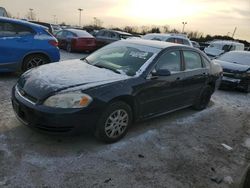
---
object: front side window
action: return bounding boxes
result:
[183,51,203,70]
[85,44,155,76]
[55,30,63,37]
[155,51,181,73]
[67,31,75,37]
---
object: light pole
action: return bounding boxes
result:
[182,22,187,33]
[53,15,56,24]
[29,8,33,20]
[78,8,83,27]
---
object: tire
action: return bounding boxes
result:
[66,43,72,52]
[193,86,213,110]
[243,83,250,93]
[22,54,49,72]
[95,101,132,143]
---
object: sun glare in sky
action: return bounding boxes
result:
[1,0,250,40]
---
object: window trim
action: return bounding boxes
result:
[182,50,205,71]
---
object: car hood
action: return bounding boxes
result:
[18,59,129,100]
[214,60,250,73]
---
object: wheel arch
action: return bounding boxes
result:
[20,52,51,71]
[109,95,138,122]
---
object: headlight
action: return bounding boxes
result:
[43,92,92,108]
[242,71,250,78]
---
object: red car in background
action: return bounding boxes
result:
[55,29,97,52]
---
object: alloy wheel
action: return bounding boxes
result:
[104,109,129,138]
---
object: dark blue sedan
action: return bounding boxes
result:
[0,17,60,72]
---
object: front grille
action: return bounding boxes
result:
[34,124,73,132]
[16,85,38,104]
[223,72,242,79]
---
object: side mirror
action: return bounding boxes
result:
[152,69,171,77]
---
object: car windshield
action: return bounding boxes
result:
[208,43,224,50]
[218,52,250,66]
[84,42,157,76]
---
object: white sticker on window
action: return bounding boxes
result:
[129,51,148,59]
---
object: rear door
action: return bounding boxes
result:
[137,50,187,118]
[182,50,209,104]
[0,21,34,70]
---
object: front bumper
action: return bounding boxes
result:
[220,76,249,90]
[11,86,103,134]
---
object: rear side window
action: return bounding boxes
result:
[156,51,181,73]
[0,22,34,37]
[183,51,203,70]
[183,39,191,46]
[175,38,183,44]
[166,38,175,43]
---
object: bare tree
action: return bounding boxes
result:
[93,17,103,27]
[26,9,36,20]
[162,25,170,33]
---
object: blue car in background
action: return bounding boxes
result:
[0,17,60,72]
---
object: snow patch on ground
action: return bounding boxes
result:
[243,138,250,149]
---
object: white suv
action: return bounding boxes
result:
[142,33,193,47]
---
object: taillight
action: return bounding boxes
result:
[49,40,58,47]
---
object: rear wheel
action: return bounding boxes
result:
[22,54,49,72]
[95,101,132,143]
[66,43,72,52]
[193,86,213,110]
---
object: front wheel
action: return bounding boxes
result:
[193,86,213,110]
[95,101,132,143]
[242,83,250,93]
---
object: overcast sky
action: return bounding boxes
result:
[1,0,250,41]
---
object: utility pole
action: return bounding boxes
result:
[53,15,56,24]
[232,27,237,38]
[78,8,83,27]
[29,8,33,20]
[182,22,187,33]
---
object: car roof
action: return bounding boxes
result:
[225,51,250,55]
[65,29,94,38]
[211,40,243,45]
[0,17,47,30]
[144,33,189,39]
[100,29,132,36]
[121,39,183,49]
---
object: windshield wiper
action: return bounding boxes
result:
[82,58,91,64]
[93,64,121,74]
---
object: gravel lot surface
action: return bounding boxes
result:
[0,50,249,187]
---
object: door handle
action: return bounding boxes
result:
[176,77,181,80]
